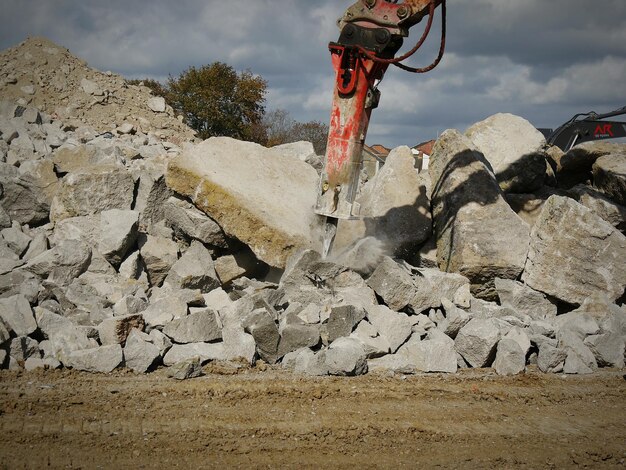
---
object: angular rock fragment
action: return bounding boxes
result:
[554,310,600,339]
[147,96,166,113]
[35,307,96,356]
[523,196,626,305]
[569,184,626,231]
[0,294,36,336]
[64,344,123,373]
[163,308,222,344]
[584,333,625,369]
[289,348,329,376]
[364,256,416,310]
[0,162,51,225]
[118,251,145,280]
[129,160,172,227]
[280,249,376,307]
[350,320,391,358]
[163,195,227,248]
[242,308,279,364]
[141,296,188,329]
[537,343,568,373]
[124,329,161,373]
[503,327,531,357]
[167,356,203,380]
[1,223,31,256]
[23,232,48,261]
[112,294,148,317]
[163,241,220,293]
[411,330,458,373]
[494,278,557,321]
[440,298,471,339]
[50,165,135,222]
[23,239,91,285]
[325,337,368,376]
[454,318,502,367]
[98,209,139,266]
[493,338,525,376]
[214,251,259,286]
[166,137,324,268]
[365,304,412,353]
[139,235,179,287]
[277,323,320,358]
[558,330,597,374]
[221,326,256,364]
[8,336,39,362]
[162,342,224,366]
[98,314,145,346]
[429,129,530,299]
[326,304,366,344]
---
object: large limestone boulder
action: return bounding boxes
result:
[166,137,324,268]
[334,146,432,258]
[522,195,626,305]
[465,113,547,193]
[429,129,530,298]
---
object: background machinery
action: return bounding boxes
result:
[541,105,626,152]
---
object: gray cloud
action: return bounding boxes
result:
[1,0,624,147]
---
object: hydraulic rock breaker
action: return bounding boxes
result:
[315,0,446,254]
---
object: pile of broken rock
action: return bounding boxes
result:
[0,38,625,378]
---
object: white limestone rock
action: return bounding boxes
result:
[165,137,325,268]
[64,344,123,373]
[493,338,526,376]
[522,196,626,305]
[325,337,368,376]
[454,317,502,367]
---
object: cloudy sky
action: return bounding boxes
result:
[1,0,625,147]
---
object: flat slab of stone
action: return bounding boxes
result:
[162,342,225,366]
[63,344,123,373]
[162,308,222,344]
[522,195,626,305]
[166,137,324,268]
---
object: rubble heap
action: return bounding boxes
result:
[0,38,625,377]
[0,37,195,143]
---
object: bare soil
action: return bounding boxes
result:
[1,366,625,469]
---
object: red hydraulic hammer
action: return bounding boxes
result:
[315,0,446,254]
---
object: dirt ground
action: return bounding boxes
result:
[0,365,625,469]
